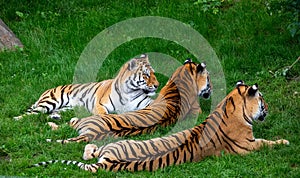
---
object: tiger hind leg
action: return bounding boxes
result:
[14,105,73,120]
[14,111,61,120]
[69,117,79,127]
[83,144,99,160]
[46,135,90,144]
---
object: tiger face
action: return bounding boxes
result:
[124,54,159,96]
[235,81,268,122]
[186,60,212,99]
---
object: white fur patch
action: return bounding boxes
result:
[200,62,206,68]
[140,54,146,58]
[236,80,244,86]
[46,139,52,142]
[252,84,258,91]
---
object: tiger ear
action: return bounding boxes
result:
[184,58,192,64]
[197,62,206,73]
[236,80,245,86]
[248,83,259,96]
[140,54,148,60]
[128,58,138,71]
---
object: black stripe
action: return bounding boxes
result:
[58,85,68,109]
[189,143,194,162]
[221,100,229,118]
[44,101,56,112]
[136,96,148,109]
[90,83,100,99]
[166,153,170,166]
[206,121,221,146]
[149,160,154,171]
[247,138,255,142]
[50,91,58,103]
[221,136,237,153]
[114,80,124,104]
[183,150,187,163]
[219,126,249,151]
[38,95,50,104]
[203,125,216,148]
[142,161,147,170]
[131,92,144,101]
[108,96,116,111]
[128,143,138,158]
[237,87,242,96]
[136,142,147,155]
[158,157,163,169]
[229,97,235,111]
[189,63,194,75]
[212,111,227,126]
[133,162,139,171]
[173,149,180,164]
[99,103,109,113]
[140,141,152,155]
[108,145,122,161]
[243,108,253,125]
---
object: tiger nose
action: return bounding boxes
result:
[154,84,158,89]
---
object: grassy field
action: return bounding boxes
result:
[0,0,299,177]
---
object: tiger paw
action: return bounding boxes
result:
[69,117,79,127]
[49,113,61,120]
[46,139,52,142]
[277,139,290,145]
[13,115,23,120]
[83,144,98,160]
[47,122,59,130]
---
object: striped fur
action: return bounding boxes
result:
[14,54,159,120]
[51,59,212,143]
[32,81,289,172]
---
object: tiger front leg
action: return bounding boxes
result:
[94,104,109,115]
[83,144,99,160]
[249,138,289,152]
[13,105,46,120]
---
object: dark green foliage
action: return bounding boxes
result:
[269,0,300,41]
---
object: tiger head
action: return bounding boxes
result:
[119,54,159,96]
[184,59,212,99]
[229,80,268,123]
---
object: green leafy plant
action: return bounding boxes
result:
[15,11,28,19]
[269,56,300,78]
[194,0,231,14]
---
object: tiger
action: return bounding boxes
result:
[31,81,289,172]
[47,59,212,143]
[14,54,159,120]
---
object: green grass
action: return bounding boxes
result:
[0,0,299,177]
